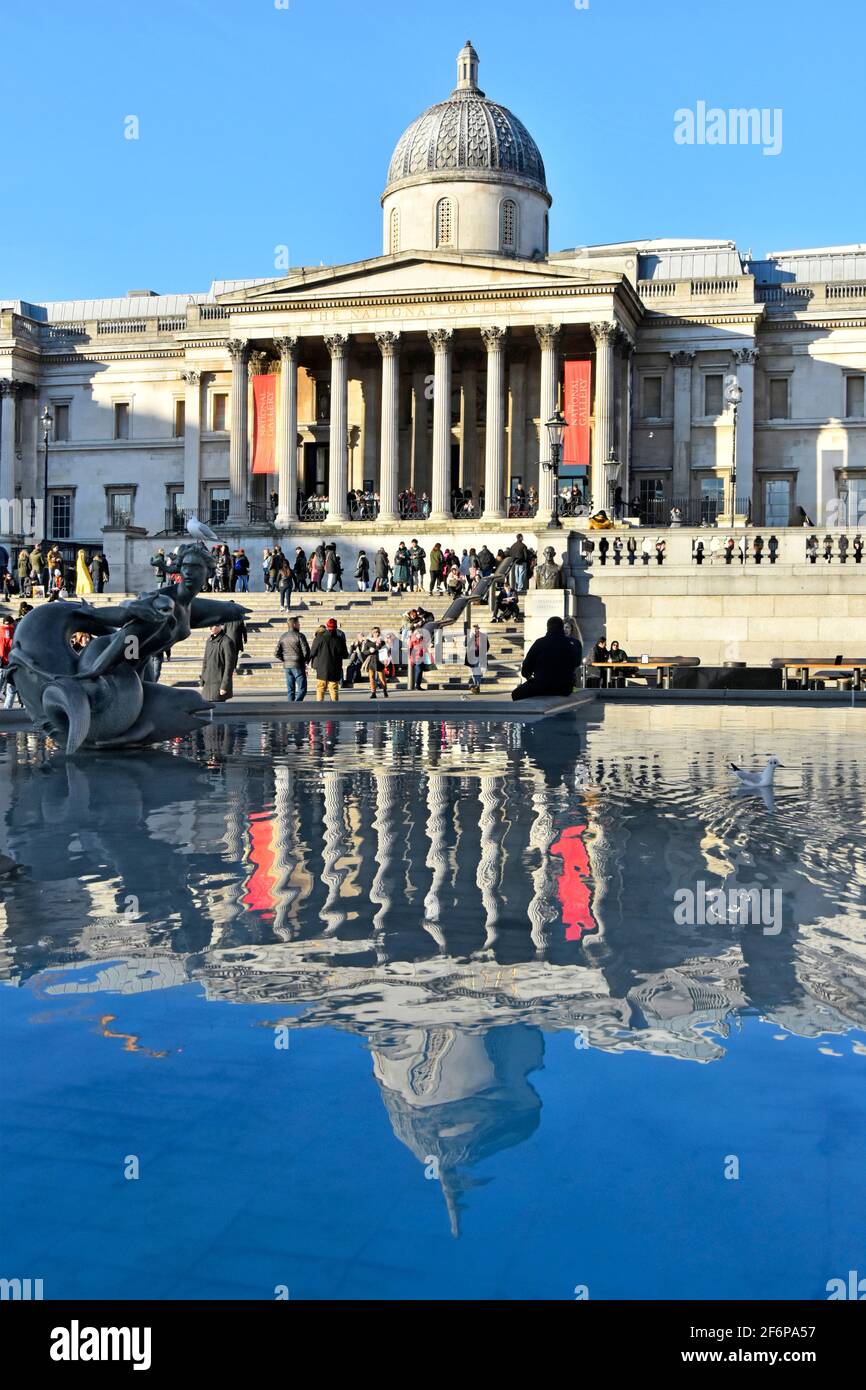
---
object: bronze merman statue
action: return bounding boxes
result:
[8,540,247,754]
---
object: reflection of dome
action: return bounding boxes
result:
[385,42,548,197]
[381,43,551,260]
[374,1025,544,1237]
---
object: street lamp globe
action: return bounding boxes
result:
[725,380,743,409]
[41,405,53,438]
[545,409,567,463]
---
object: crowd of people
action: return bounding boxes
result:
[149,535,539,607]
[0,543,109,600]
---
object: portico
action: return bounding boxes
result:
[210,251,641,532]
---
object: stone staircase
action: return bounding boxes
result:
[54,589,525,695]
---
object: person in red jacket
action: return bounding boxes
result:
[0,616,18,708]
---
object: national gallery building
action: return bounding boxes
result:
[2,40,866,559]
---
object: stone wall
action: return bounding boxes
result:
[568,527,866,664]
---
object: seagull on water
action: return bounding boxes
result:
[187,516,221,546]
[729,755,784,789]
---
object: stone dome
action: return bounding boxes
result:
[384,42,549,200]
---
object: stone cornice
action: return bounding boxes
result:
[30,349,186,366]
[225,281,637,315]
[643,309,765,329]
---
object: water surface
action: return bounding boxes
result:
[1,707,864,1299]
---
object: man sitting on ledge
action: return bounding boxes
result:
[512,616,581,702]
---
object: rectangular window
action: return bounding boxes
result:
[700,477,725,523]
[638,476,666,522]
[642,375,663,418]
[847,477,866,527]
[764,478,791,527]
[174,399,186,437]
[50,493,72,540]
[114,402,130,439]
[208,487,230,527]
[108,491,133,527]
[315,380,330,424]
[846,376,865,418]
[53,403,70,441]
[704,375,723,416]
[769,377,790,419]
[212,393,228,431]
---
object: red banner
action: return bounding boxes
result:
[563,359,592,469]
[252,373,276,475]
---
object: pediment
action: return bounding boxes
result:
[218,250,621,307]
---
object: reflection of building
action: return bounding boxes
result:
[2,707,866,1228]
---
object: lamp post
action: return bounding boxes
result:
[40,405,53,543]
[543,409,566,529]
[724,377,743,528]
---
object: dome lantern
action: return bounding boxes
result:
[454,40,481,95]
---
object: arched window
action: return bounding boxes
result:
[389,207,400,255]
[435,197,454,248]
[500,199,518,254]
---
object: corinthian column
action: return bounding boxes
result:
[591,322,616,510]
[535,324,561,523]
[481,326,507,518]
[274,336,299,527]
[428,328,453,522]
[376,331,402,522]
[325,334,350,522]
[181,369,201,517]
[227,339,249,526]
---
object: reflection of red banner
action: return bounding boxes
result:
[563,359,591,469]
[243,813,277,918]
[551,824,596,942]
[252,374,276,475]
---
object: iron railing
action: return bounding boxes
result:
[639,495,752,528]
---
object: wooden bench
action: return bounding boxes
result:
[771,658,866,691]
[587,657,700,690]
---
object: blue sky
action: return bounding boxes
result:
[1,0,863,300]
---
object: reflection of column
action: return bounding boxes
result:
[422,773,449,951]
[527,772,559,957]
[481,326,507,518]
[591,322,616,509]
[376,332,401,522]
[535,325,561,520]
[428,329,453,521]
[325,334,350,522]
[271,764,297,940]
[320,772,346,935]
[732,347,758,511]
[227,340,249,525]
[670,351,694,499]
[370,772,399,951]
[274,336,299,527]
[476,776,505,950]
[182,369,201,516]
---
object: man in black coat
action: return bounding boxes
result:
[309,619,350,701]
[200,624,234,702]
[511,617,579,701]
